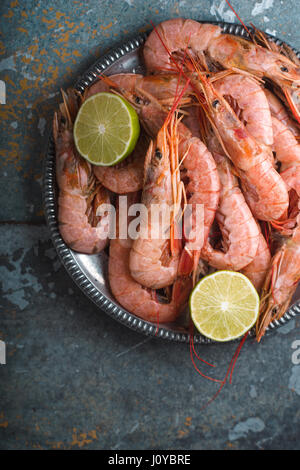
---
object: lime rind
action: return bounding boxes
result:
[73,92,140,166]
[189,271,260,342]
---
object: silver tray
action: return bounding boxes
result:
[43,21,300,343]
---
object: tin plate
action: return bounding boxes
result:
[43,21,300,343]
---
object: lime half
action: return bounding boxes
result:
[74,92,140,166]
[190,271,259,342]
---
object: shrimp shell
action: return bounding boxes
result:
[213,74,273,147]
[53,90,110,254]
[109,193,191,323]
[193,75,289,222]
[241,232,271,292]
[129,135,181,289]
[257,222,300,341]
[144,19,221,73]
[201,153,260,271]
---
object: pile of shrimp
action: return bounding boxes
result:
[53,18,300,342]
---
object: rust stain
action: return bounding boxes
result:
[3,10,14,18]
[185,416,192,426]
[69,428,98,448]
[139,24,151,33]
[41,16,56,29]
[178,428,188,438]
[0,413,8,428]
[100,22,113,31]
[8,347,17,357]
[55,12,65,20]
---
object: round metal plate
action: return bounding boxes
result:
[43,21,300,343]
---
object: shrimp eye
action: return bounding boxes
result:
[155,148,163,159]
[212,99,219,109]
[280,65,289,72]
[134,95,141,104]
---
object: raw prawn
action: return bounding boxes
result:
[207,32,300,117]
[270,113,300,233]
[109,193,191,323]
[176,122,221,276]
[53,89,111,254]
[213,73,273,147]
[129,126,181,289]
[201,152,260,271]
[257,159,300,339]
[192,73,289,222]
[257,220,300,341]
[264,89,300,136]
[277,164,300,235]
[271,116,300,169]
[241,232,271,292]
[129,104,220,286]
[144,18,300,122]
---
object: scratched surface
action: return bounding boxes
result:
[0,0,300,450]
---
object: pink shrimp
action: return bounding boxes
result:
[129,90,220,287]
[271,116,300,169]
[144,19,222,73]
[213,74,273,147]
[109,193,192,323]
[129,125,182,289]
[128,115,220,287]
[181,104,202,139]
[201,152,260,271]
[84,73,193,114]
[192,73,289,222]
[53,89,111,254]
[93,131,150,193]
[270,114,300,233]
[264,89,300,136]
[257,161,300,339]
[241,232,271,292]
[257,220,300,341]
[144,18,300,123]
[176,124,221,276]
[276,164,300,235]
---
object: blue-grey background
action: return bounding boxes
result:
[0,0,299,450]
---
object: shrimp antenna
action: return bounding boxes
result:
[224,0,255,41]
